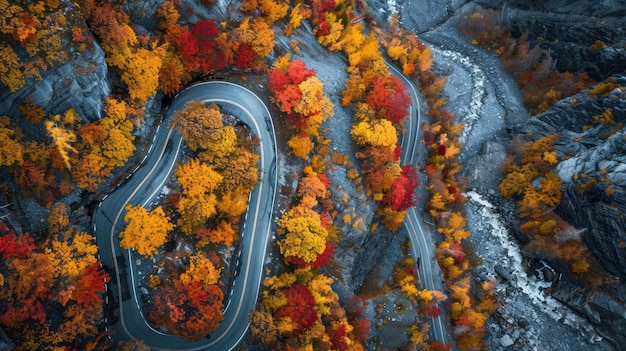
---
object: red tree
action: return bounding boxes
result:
[343,294,371,342]
[427,304,442,318]
[0,300,46,326]
[276,85,302,114]
[327,324,348,351]
[447,242,466,264]
[268,69,291,93]
[310,242,335,269]
[74,262,110,305]
[176,19,224,74]
[0,230,35,260]
[287,59,315,83]
[385,164,419,211]
[274,284,318,334]
[235,43,255,69]
[177,29,200,71]
[149,279,224,341]
[366,75,411,124]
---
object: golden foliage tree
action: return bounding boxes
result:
[277,204,328,264]
[45,119,76,170]
[119,205,174,257]
[179,254,221,289]
[0,117,23,167]
[0,44,25,92]
[351,119,398,148]
[170,101,223,151]
[175,159,223,234]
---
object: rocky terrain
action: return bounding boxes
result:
[514,80,626,348]
[0,2,110,123]
[396,0,626,349]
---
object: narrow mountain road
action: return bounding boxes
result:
[94,68,451,350]
[388,63,454,344]
[93,81,277,351]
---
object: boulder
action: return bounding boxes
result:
[500,334,514,347]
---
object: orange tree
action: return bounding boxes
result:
[499,134,598,277]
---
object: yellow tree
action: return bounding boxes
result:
[100,127,136,167]
[78,98,136,169]
[179,254,221,289]
[333,23,366,54]
[0,117,23,167]
[294,76,332,119]
[19,97,46,125]
[250,309,279,346]
[45,119,76,169]
[287,133,314,160]
[438,211,471,242]
[217,188,249,219]
[210,149,259,193]
[175,159,223,234]
[288,4,311,31]
[204,125,237,162]
[45,228,99,280]
[119,205,174,257]
[121,46,162,103]
[48,202,70,234]
[351,119,398,148]
[0,44,25,92]
[250,19,276,60]
[256,0,289,24]
[277,204,328,264]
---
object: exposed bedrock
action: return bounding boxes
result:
[513,77,626,348]
[0,3,110,123]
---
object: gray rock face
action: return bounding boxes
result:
[474,1,626,81]
[398,0,468,33]
[518,78,626,281]
[351,224,397,291]
[480,0,626,18]
[552,277,626,350]
[503,10,626,81]
[514,77,626,349]
[0,12,109,122]
[521,80,626,282]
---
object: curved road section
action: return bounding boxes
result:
[388,64,453,344]
[93,81,277,350]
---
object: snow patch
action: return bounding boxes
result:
[433,48,485,141]
[465,190,593,331]
[386,0,398,16]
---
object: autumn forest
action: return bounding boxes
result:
[0,0,619,350]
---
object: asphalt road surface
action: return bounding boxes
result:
[94,68,452,349]
[388,63,454,344]
[93,81,277,350]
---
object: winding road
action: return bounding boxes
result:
[388,63,453,344]
[93,81,277,350]
[94,67,451,349]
